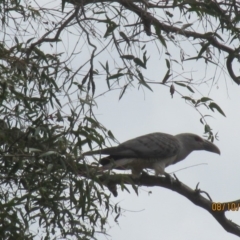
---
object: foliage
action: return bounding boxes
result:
[0,0,240,239]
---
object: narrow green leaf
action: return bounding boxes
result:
[84,116,99,127]
[104,22,118,38]
[53,94,62,107]
[119,31,130,45]
[26,37,34,44]
[209,102,226,117]
[143,51,147,65]
[62,0,66,12]
[137,70,152,91]
[198,42,210,58]
[47,164,53,174]
[119,84,128,100]
[204,124,212,133]
[15,36,19,45]
[154,24,161,36]
[162,70,171,84]
[165,11,173,18]
[182,96,192,101]
[195,99,201,107]
[181,23,193,30]
[184,56,217,65]
[214,33,224,41]
[93,11,106,15]
[131,183,138,195]
[120,55,135,60]
[182,96,196,104]
[106,61,109,74]
[157,33,167,48]
[200,97,212,102]
[170,84,175,98]
[187,86,194,93]
[107,73,124,80]
[33,47,48,63]
[175,82,186,87]
[199,115,213,125]
[99,62,106,71]
[108,130,115,140]
[166,59,170,69]
[27,148,42,152]
[39,151,58,157]
[114,213,121,222]
[82,73,89,85]
[134,58,146,69]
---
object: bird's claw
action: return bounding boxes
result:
[173,173,181,184]
[164,173,174,184]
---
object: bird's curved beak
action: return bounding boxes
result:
[203,140,221,155]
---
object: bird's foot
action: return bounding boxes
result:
[164,173,174,184]
[173,173,181,186]
[164,173,182,187]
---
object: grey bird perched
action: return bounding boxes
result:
[84,132,220,178]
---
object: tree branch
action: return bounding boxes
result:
[97,173,240,237]
[66,0,240,84]
[73,160,240,237]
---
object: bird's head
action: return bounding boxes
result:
[175,133,220,160]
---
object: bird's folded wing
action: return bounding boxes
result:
[84,132,180,158]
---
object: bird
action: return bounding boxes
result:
[84,132,220,178]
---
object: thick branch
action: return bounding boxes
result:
[98,173,240,237]
[71,156,240,237]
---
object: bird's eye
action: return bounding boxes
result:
[195,136,203,142]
